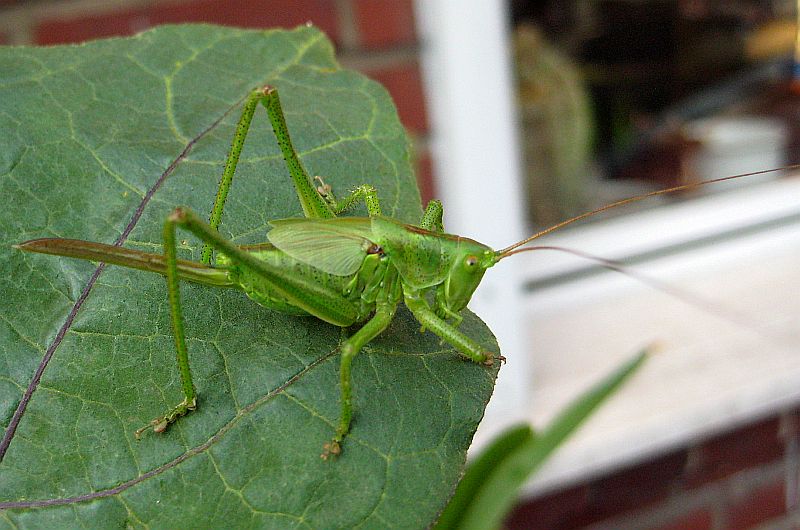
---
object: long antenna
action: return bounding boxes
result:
[501,244,785,344]
[495,165,800,258]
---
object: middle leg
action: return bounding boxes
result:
[322,301,396,459]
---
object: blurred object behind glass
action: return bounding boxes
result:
[512,0,800,224]
[514,24,594,228]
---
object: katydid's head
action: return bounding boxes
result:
[435,239,496,317]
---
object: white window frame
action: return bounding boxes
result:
[414,0,531,435]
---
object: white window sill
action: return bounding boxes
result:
[484,175,800,497]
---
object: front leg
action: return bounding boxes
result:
[403,290,503,366]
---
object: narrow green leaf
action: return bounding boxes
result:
[439,350,647,530]
[0,25,500,528]
[434,424,535,529]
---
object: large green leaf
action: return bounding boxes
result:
[0,25,499,528]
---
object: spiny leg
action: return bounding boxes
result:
[262,87,335,220]
[322,302,396,459]
[140,203,357,439]
[202,86,335,263]
[135,212,198,438]
[420,199,444,232]
[403,291,502,366]
[202,92,261,264]
[315,177,383,216]
[169,206,399,455]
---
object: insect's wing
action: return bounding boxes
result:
[268,217,376,276]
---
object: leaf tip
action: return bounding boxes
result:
[645,342,664,356]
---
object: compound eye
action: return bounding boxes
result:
[465,255,478,267]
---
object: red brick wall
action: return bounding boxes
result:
[507,408,800,529]
[0,0,434,202]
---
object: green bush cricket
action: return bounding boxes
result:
[13,85,786,458]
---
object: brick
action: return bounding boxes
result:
[366,62,428,134]
[35,0,339,45]
[571,450,689,527]
[415,149,436,205]
[0,32,7,45]
[684,417,784,488]
[507,450,689,529]
[725,479,786,530]
[504,484,590,530]
[652,509,714,530]
[780,408,800,438]
[352,0,415,49]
